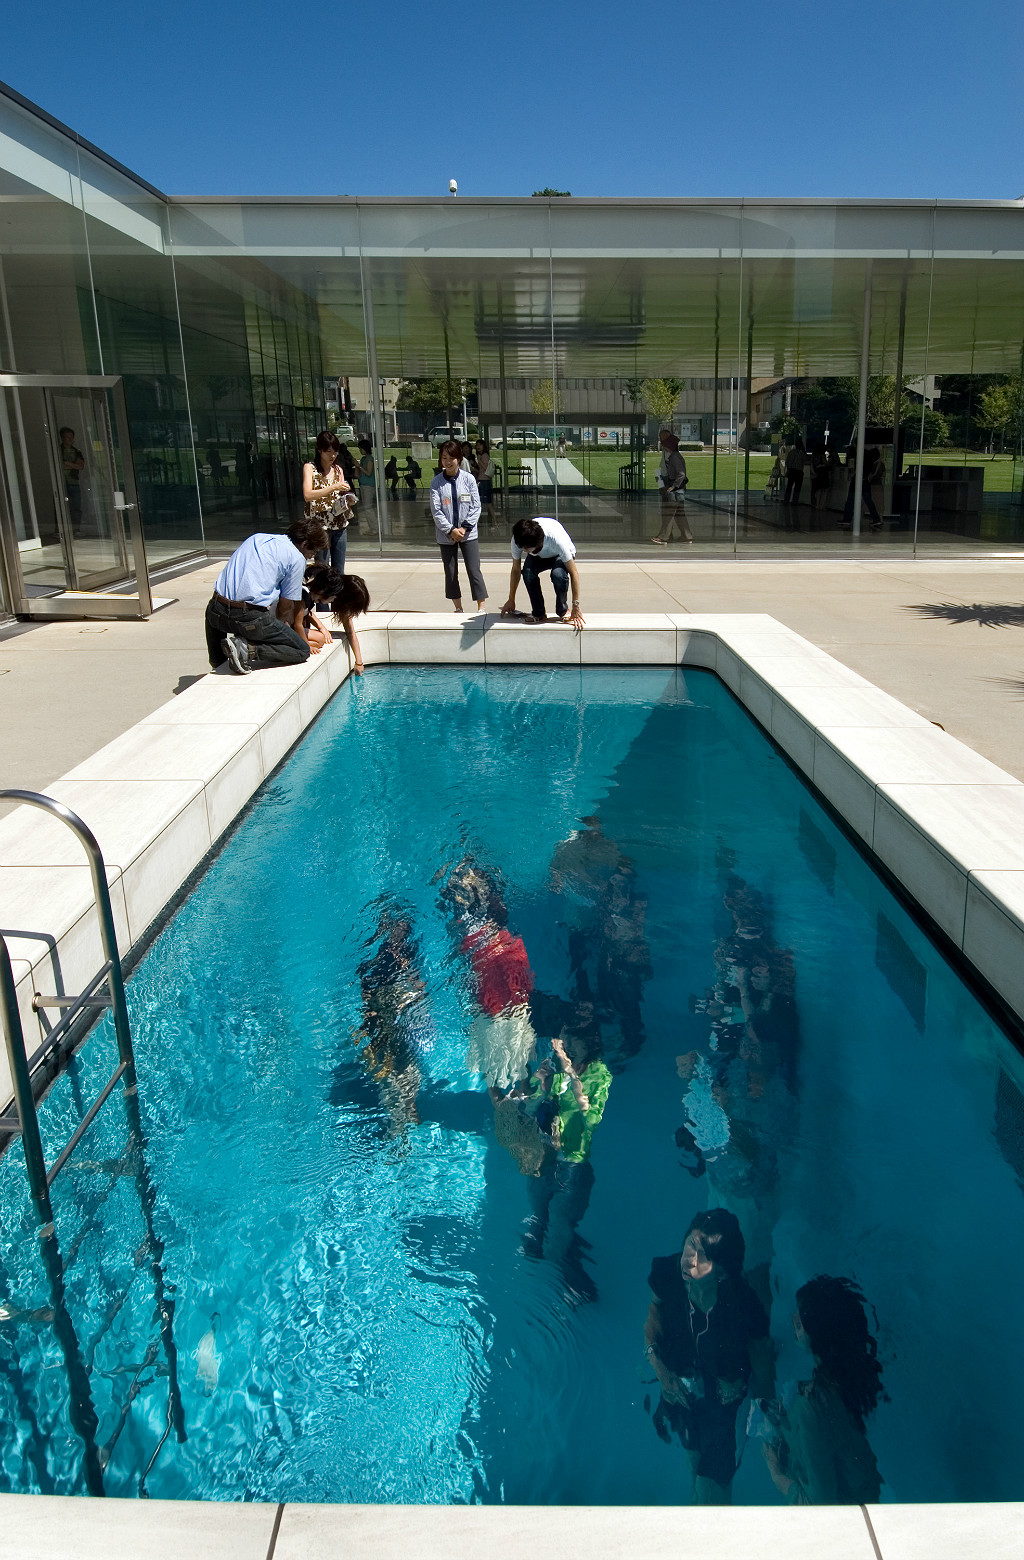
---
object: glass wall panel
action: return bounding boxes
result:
[926,207,1024,546]
[549,202,745,550]
[0,89,204,604]
[736,204,940,553]
[79,154,204,568]
[0,94,99,605]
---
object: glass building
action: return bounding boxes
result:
[2,76,1024,619]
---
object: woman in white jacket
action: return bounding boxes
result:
[429,440,488,612]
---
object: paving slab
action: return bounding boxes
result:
[3,557,1024,805]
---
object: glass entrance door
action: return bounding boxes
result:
[2,383,131,596]
[43,388,129,590]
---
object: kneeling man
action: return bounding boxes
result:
[205,517,328,675]
[500,517,585,630]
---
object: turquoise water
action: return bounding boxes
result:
[1,665,1024,1504]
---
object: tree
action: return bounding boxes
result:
[902,404,950,451]
[621,376,685,426]
[640,378,685,426]
[529,378,564,416]
[532,188,571,197]
[793,378,858,445]
[976,378,1024,454]
[396,377,476,421]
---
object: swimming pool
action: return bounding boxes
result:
[1,663,1023,1505]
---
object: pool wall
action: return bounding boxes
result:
[3,609,1024,1117]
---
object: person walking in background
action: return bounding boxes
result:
[357,437,377,529]
[502,517,585,627]
[842,441,883,530]
[651,429,693,544]
[302,431,351,573]
[761,1275,884,1504]
[809,442,830,516]
[429,439,487,613]
[474,438,498,525]
[783,435,806,510]
[204,517,328,674]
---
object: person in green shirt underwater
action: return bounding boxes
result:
[524,1022,611,1303]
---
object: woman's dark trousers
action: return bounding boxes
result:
[439,537,488,601]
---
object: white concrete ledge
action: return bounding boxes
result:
[0,1494,1020,1558]
[1,613,1024,1542]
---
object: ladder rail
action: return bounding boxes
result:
[0,789,137,1098]
[0,790,183,1495]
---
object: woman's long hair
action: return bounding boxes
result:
[796,1275,885,1429]
[330,574,370,621]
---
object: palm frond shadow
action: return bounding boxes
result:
[906,602,1024,629]
[985,676,1024,700]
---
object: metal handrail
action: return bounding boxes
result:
[0,789,138,1227]
[0,789,184,1493]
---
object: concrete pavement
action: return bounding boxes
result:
[2,557,1024,802]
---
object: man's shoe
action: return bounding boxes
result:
[222,634,253,675]
[523,615,549,625]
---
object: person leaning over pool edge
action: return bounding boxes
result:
[500,517,585,631]
[204,516,330,675]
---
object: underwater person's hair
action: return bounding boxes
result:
[796,1275,885,1429]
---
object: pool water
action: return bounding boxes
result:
[2,665,1024,1505]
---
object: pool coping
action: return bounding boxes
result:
[2,612,1024,1544]
[0,1492,1021,1560]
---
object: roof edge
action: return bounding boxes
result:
[0,77,168,202]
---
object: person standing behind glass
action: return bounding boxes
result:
[59,426,85,535]
[302,431,351,573]
[474,439,498,526]
[356,437,376,530]
[651,429,693,544]
[761,1275,883,1504]
[783,436,807,510]
[429,439,487,613]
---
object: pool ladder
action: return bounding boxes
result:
[0,789,186,1495]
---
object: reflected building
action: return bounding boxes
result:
[2,77,1024,621]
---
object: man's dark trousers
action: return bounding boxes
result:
[522,555,569,619]
[205,597,310,671]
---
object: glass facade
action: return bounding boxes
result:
[2,80,1024,617]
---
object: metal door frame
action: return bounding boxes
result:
[0,373,153,618]
[42,384,130,591]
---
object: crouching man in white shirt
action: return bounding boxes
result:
[500,517,585,631]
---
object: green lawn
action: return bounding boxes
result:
[567,448,1024,494]
[379,445,1023,495]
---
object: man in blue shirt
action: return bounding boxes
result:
[204,517,328,674]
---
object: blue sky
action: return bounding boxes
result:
[3,0,1022,199]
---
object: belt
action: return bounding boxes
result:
[214,592,263,611]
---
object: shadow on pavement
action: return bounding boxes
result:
[906,602,1024,629]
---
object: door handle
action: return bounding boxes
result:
[112,491,135,512]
